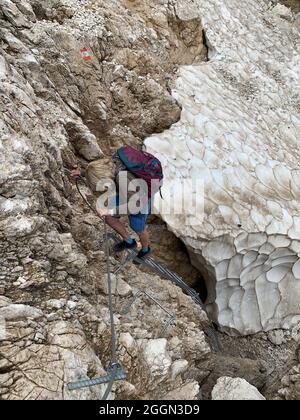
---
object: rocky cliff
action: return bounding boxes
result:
[0,0,210,400]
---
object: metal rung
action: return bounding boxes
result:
[114,252,136,275]
[98,233,221,351]
[67,364,126,391]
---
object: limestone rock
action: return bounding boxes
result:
[65,120,103,161]
[291,323,300,343]
[212,377,266,400]
[100,274,133,297]
[1,0,32,28]
[0,297,11,308]
[200,354,268,398]
[142,338,172,377]
[171,359,189,380]
[274,355,300,400]
[0,303,43,321]
[0,319,107,400]
[0,0,212,399]
[45,299,67,310]
[119,332,135,350]
[163,381,200,400]
[268,330,285,346]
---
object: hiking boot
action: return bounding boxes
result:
[134,247,151,263]
[113,239,137,253]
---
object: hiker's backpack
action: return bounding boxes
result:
[117,146,163,199]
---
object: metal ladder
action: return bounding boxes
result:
[101,234,222,353]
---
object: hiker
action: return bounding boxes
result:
[70,146,163,260]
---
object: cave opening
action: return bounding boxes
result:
[147,216,209,304]
[192,273,209,304]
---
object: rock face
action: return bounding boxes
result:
[0,0,298,401]
[266,338,300,400]
[0,270,210,400]
[212,377,266,400]
[199,353,268,398]
[0,0,213,400]
[274,356,300,400]
[145,0,300,335]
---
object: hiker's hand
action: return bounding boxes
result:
[97,208,110,217]
[70,168,81,179]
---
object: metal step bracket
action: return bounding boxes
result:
[67,363,126,391]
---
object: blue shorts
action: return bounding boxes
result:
[110,195,151,233]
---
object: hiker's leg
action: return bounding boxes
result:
[131,218,151,262]
[129,212,148,242]
[129,212,151,258]
[129,200,151,249]
[106,195,137,252]
[104,194,132,240]
[105,215,131,240]
[138,229,150,249]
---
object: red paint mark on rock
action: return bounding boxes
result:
[80,48,93,61]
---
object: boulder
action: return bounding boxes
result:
[0,303,43,321]
[212,377,266,400]
[65,121,103,161]
[142,338,172,377]
[163,381,200,400]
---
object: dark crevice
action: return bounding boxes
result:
[177,240,209,304]
[0,365,13,375]
[201,28,218,61]
[202,29,210,61]
[147,215,209,303]
[192,274,208,304]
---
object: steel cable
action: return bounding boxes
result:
[73,176,119,400]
